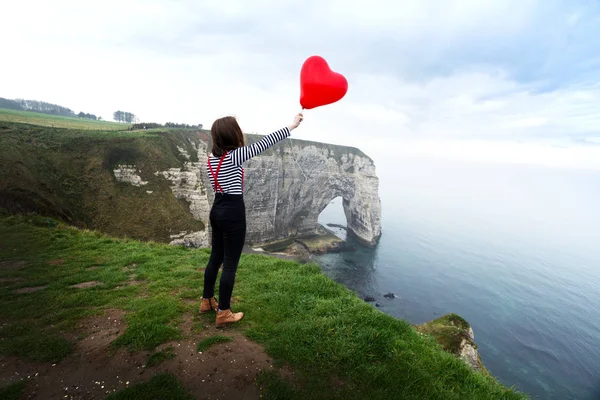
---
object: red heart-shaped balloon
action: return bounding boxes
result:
[300,56,348,110]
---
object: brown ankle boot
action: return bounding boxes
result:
[216,309,244,327]
[199,297,219,313]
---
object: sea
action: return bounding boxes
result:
[315,156,600,400]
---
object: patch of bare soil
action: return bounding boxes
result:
[0,310,275,400]
[13,286,48,294]
[48,259,64,266]
[0,260,27,270]
[85,266,102,271]
[70,281,103,289]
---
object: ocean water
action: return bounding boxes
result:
[315,157,600,400]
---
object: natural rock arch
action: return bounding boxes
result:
[235,138,382,247]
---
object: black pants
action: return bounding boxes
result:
[202,193,246,311]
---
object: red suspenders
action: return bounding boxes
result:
[208,152,227,193]
[207,151,245,193]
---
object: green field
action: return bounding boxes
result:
[0,215,528,399]
[0,108,131,130]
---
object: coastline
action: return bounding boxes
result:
[247,227,489,375]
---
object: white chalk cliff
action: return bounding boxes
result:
[241,138,382,247]
[116,134,382,248]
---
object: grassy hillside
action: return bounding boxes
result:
[0,121,205,242]
[0,108,130,130]
[0,215,528,399]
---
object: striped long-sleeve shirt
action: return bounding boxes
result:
[207,127,291,195]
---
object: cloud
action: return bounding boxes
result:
[1,0,600,169]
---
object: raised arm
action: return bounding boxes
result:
[230,113,303,165]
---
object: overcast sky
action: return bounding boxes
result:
[2,0,600,169]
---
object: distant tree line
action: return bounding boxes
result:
[0,98,23,111]
[77,112,98,120]
[0,97,76,117]
[113,110,137,123]
[131,123,162,129]
[165,122,203,129]
[130,122,204,130]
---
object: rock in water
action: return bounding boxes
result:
[363,296,376,302]
[383,292,395,299]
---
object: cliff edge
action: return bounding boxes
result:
[416,313,487,373]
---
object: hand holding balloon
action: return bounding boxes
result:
[288,113,304,131]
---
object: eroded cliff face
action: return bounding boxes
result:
[112,133,381,248]
[242,138,381,247]
[153,143,211,247]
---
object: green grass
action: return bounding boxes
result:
[0,216,529,400]
[146,346,176,368]
[112,296,183,351]
[0,381,27,400]
[0,214,207,360]
[196,335,233,352]
[0,322,73,362]
[0,108,130,130]
[106,373,194,400]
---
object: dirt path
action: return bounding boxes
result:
[0,309,275,400]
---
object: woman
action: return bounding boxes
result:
[199,113,304,326]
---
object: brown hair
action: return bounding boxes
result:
[210,116,245,157]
